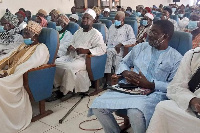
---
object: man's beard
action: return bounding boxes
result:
[81,24,90,30]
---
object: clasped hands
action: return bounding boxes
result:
[67,45,90,55]
[115,43,123,54]
[122,70,155,90]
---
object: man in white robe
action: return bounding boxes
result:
[54,9,106,96]
[0,21,49,133]
[161,7,179,31]
[104,11,136,86]
[0,11,23,57]
[147,48,200,133]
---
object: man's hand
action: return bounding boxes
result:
[76,48,90,55]
[190,97,200,113]
[122,70,155,90]
[115,43,123,54]
[67,45,75,52]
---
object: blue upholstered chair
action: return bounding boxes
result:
[168,31,192,56]
[170,15,179,22]
[125,17,137,21]
[107,17,115,21]
[66,14,71,17]
[153,17,161,22]
[184,12,191,19]
[156,12,162,17]
[47,21,56,30]
[99,19,113,29]
[124,20,138,37]
[23,28,59,122]
[113,31,192,132]
[32,15,36,21]
[109,14,116,17]
[93,23,106,42]
[66,22,80,35]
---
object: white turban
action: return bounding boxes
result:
[104,8,110,12]
[69,14,79,21]
[145,13,154,20]
[84,8,96,19]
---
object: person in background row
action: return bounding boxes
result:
[25,10,32,22]
[69,14,79,23]
[104,11,136,86]
[0,21,49,133]
[137,13,154,44]
[177,9,189,32]
[56,14,73,57]
[145,7,151,13]
[126,6,133,12]
[103,8,110,17]
[141,8,148,17]
[117,6,122,11]
[35,15,47,27]
[15,11,27,32]
[125,11,132,17]
[71,6,77,14]
[49,9,60,23]
[19,8,25,13]
[37,9,47,18]
[161,7,179,31]
[92,6,108,42]
[0,11,23,56]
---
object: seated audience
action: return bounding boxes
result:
[52,9,106,100]
[103,8,110,17]
[137,13,154,44]
[71,6,77,14]
[161,7,179,31]
[191,21,200,48]
[37,9,47,18]
[147,47,200,133]
[125,11,132,17]
[104,11,136,86]
[177,9,190,31]
[89,20,182,133]
[19,8,26,13]
[15,11,27,32]
[126,6,133,12]
[92,6,108,42]
[25,10,32,22]
[69,14,79,23]
[49,9,60,23]
[35,16,47,27]
[56,14,73,57]
[0,21,49,133]
[0,11,23,56]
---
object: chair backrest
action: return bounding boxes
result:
[168,31,192,55]
[99,19,113,28]
[170,15,179,22]
[124,20,138,36]
[107,17,115,21]
[38,28,59,64]
[109,14,116,17]
[153,17,161,22]
[156,12,162,17]
[32,15,36,21]
[93,23,106,42]
[125,17,137,21]
[47,21,56,30]
[66,22,80,35]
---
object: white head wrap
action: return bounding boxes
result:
[84,8,96,19]
[104,8,110,12]
[144,13,154,20]
[69,14,79,21]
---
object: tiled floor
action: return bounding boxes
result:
[18,90,134,133]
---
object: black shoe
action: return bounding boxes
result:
[103,83,109,89]
[46,90,64,102]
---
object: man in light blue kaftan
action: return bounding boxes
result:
[88,20,183,133]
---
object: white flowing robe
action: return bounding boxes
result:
[54,28,106,94]
[0,43,49,133]
[147,48,200,133]
[105,24,136,73]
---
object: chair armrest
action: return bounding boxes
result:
[123,44,136,57]
[23,64,56,102]
[27,64,56,72]
[86,54,107,81]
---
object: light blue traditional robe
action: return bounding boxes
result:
[89,42,183,127]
